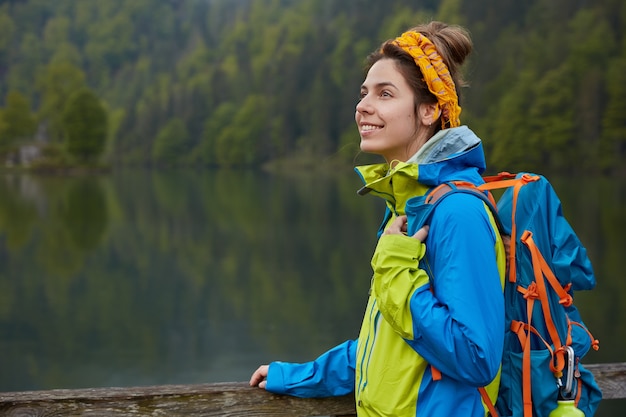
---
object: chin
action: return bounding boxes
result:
[359,140,379,154]
[360,146,385,159]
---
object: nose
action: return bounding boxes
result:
[356,94,372,115]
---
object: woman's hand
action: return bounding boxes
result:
[383,215,429,241]
[249,365,269,389]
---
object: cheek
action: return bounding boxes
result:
[405,113,418,130]
[391,112,415,131]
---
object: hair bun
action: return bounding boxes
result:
[408,21,473,85]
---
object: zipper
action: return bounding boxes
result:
[357,299,380,400]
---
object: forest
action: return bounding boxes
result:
[0,0,624,173]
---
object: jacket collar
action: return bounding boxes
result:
[354,161,428,216]
[354,126,485,214]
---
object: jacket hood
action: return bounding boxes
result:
[410,125,486,186]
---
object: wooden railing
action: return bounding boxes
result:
[0,362,624,416]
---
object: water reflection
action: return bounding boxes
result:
[0,168,380,391]
[0,169,623,416]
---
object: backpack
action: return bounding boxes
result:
[407,172,602,417]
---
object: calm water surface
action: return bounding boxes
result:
[0,168,623,415]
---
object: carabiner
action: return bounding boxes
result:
[562,346,576,397]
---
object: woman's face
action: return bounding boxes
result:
[355,58,420,162]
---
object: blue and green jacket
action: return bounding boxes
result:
[265,126,506,417]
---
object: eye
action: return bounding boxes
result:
[358,90,367,100]
[380,90,392,98]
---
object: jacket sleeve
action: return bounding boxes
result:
[265,339,357,397]
[370,233,430,339]
[403,193,505,386]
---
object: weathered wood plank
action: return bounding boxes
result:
[585,362,626,400]
[0,383,355,417]
[0,362,623,416]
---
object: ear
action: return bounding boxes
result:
[418,103,441,126]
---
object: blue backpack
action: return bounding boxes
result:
[408,172,602,417]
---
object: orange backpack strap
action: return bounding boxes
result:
[431,365,442,381]
[521,231,568,376]
[478,173,540,284]
[511,317,558,417]
[426,180,505,237]
[570,321,600,352]
[425,183,454,204]
[514,279,539,417]
[479,387,499,417]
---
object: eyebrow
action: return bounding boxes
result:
[360,81,398,90]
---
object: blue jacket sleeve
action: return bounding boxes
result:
[265,339,357,397]
[404,193,505,386]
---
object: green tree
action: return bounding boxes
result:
[0,10,16,98]
[214,95,271,167]
[42,16,71,55]
[527,65,576,170]
[0,10,15,51]
[49,42,82,66]
[600,56,626,171]
[485,69,536,172]
[62,88,108,163]
[0,91,37,148]
[192,102,237,167]
[84,10,137,78]
[152,118,191,167]
[37,62,86,142]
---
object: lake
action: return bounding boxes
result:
[0,168,623,415]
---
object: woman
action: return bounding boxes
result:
[250,21,506,417]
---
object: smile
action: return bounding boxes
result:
[360,124,382,132]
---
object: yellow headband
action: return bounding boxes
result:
[391,31,461,128]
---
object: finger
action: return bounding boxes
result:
[249,373,259,387]
[395,215,407,226]
[412,225,429,242]
[384,215,407,235]
[249,365,268,386]
[259,380,267,389]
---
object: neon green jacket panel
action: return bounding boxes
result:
[371,234,429,340]
[355,234,430,416]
